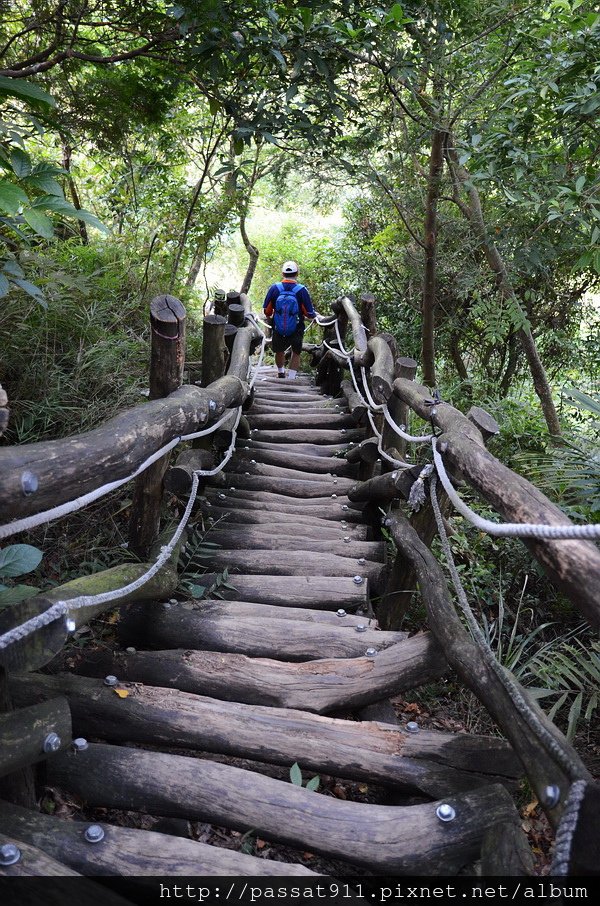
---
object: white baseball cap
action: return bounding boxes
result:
[282,260,299,275]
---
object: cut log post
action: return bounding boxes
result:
[382,356,418,462]
[345,435,380,465]
[340,296,370,365]
[0,696,71,778]
[164,449,215,495]
[128,296,186,558]
[360,292,377,337]
[348,467,413,504]
[226,290,241,311]
[227,322,262,382]
[481,816,535,875]
[223,322,238,360]
[0,801,314,877]
[11,672,521,799]
[467,405,500,442]
[340,378,369,426]
[75,630,447,713]
[367,335,395,403]
[227,303,246,327]
[46,744,517,875]
[0,668,36,808]
[386,511,591,827]
[201,314,228,387]
[213,287,227,317]
[117,601,400,661]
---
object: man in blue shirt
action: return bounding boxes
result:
[263,261,316,380]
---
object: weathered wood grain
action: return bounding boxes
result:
[74,631,447,713]
[0,697,71,778]
[0,802,315,877]
[12,673,520,799]
[46,744,517,874]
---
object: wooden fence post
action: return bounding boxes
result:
[0,667,36,808]
[129,295,186,558]
[201,315,227,388]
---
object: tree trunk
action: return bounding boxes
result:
[446,137,561,436]
[61,142,88,244]
[240,209,259,294]
[421,128,445,386]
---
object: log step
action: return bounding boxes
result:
[185,573,369,609]
[223,459,357,485]
[73,631,447,713]
[200,528,385,561]
[206,471,356,497]
[201,493,366,523]
[204,549,386,592]
[199,505,370,538]
[117,601,400,661]
[232,447,357,476]
[45,743,518,874]
[242,439,351,457]
[251,428,365,444]
[10,673,522,799]
[247,413,356,429]
[0,801,313,877]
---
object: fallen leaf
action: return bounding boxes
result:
[256,839,266,850]
[114,688,129,698]
[358,784,369,794]
[303,852,314,860]
[405,703,420,713]
[333,785,347,799]
[523,799,539,818]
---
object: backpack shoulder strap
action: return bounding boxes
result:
[275,282,284,293]
[290,283,303,294]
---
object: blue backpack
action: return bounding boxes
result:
[273,282,303,337]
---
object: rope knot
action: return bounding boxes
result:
[408,463,435,512]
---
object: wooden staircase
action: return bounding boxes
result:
[3,370,526,878]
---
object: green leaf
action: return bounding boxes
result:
[32,194,75,214]
[1,258,23,277]
[12,278,47,307]
[0,544,43,578]
[187,583,206,598]
[575,175,586,193]
[73,209,108,232]
[0,584,41,608]
[289,762,303,786]
[22,207,54,238]
[0,272,9,296]
[0,179,29,214]
[25,173,64,196]
[0,75,55,107]
[305,776,320,792]
[10,147,32,178]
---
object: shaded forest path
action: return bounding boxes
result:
[2,369,529,879]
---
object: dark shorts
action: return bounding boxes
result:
[271,325,304,354]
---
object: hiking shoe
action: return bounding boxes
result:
[277,371,285,378]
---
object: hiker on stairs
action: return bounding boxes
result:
[263,260,316,380]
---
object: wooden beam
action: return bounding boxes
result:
[73,631,448,713]
[46,743,518,874]
[0,697,71,778]
[201,314,227,387]
[11,673,522,800]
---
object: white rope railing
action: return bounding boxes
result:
[0,406,243,652]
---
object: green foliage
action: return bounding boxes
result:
[0,543,43,608]
[289,762,320,792]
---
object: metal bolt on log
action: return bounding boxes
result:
[103,675,118,687]
[406,721,420,734]
[365,648,378,657]
[436,803,456,822]
[0,843,21,866]
[84,825,105,844]
[72,738,89,752]
[42,732,61,753]
[21,470,38,495]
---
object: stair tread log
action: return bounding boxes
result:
[205,472,355,498]
[190,573,369,609]
[73,631,448,713]
[10,673,522,799]
[117,602,399,660]
[46,743,518,875]
[250,429,364,444]
[204,549,385,591]
[0,802,314,877]
[224,458,357,483]
[201,495,366,523]
[247,413,356,429]
[197,530,385,561]
[233,448,357,476]
[242,439,352,457]
[200,505,369,538]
